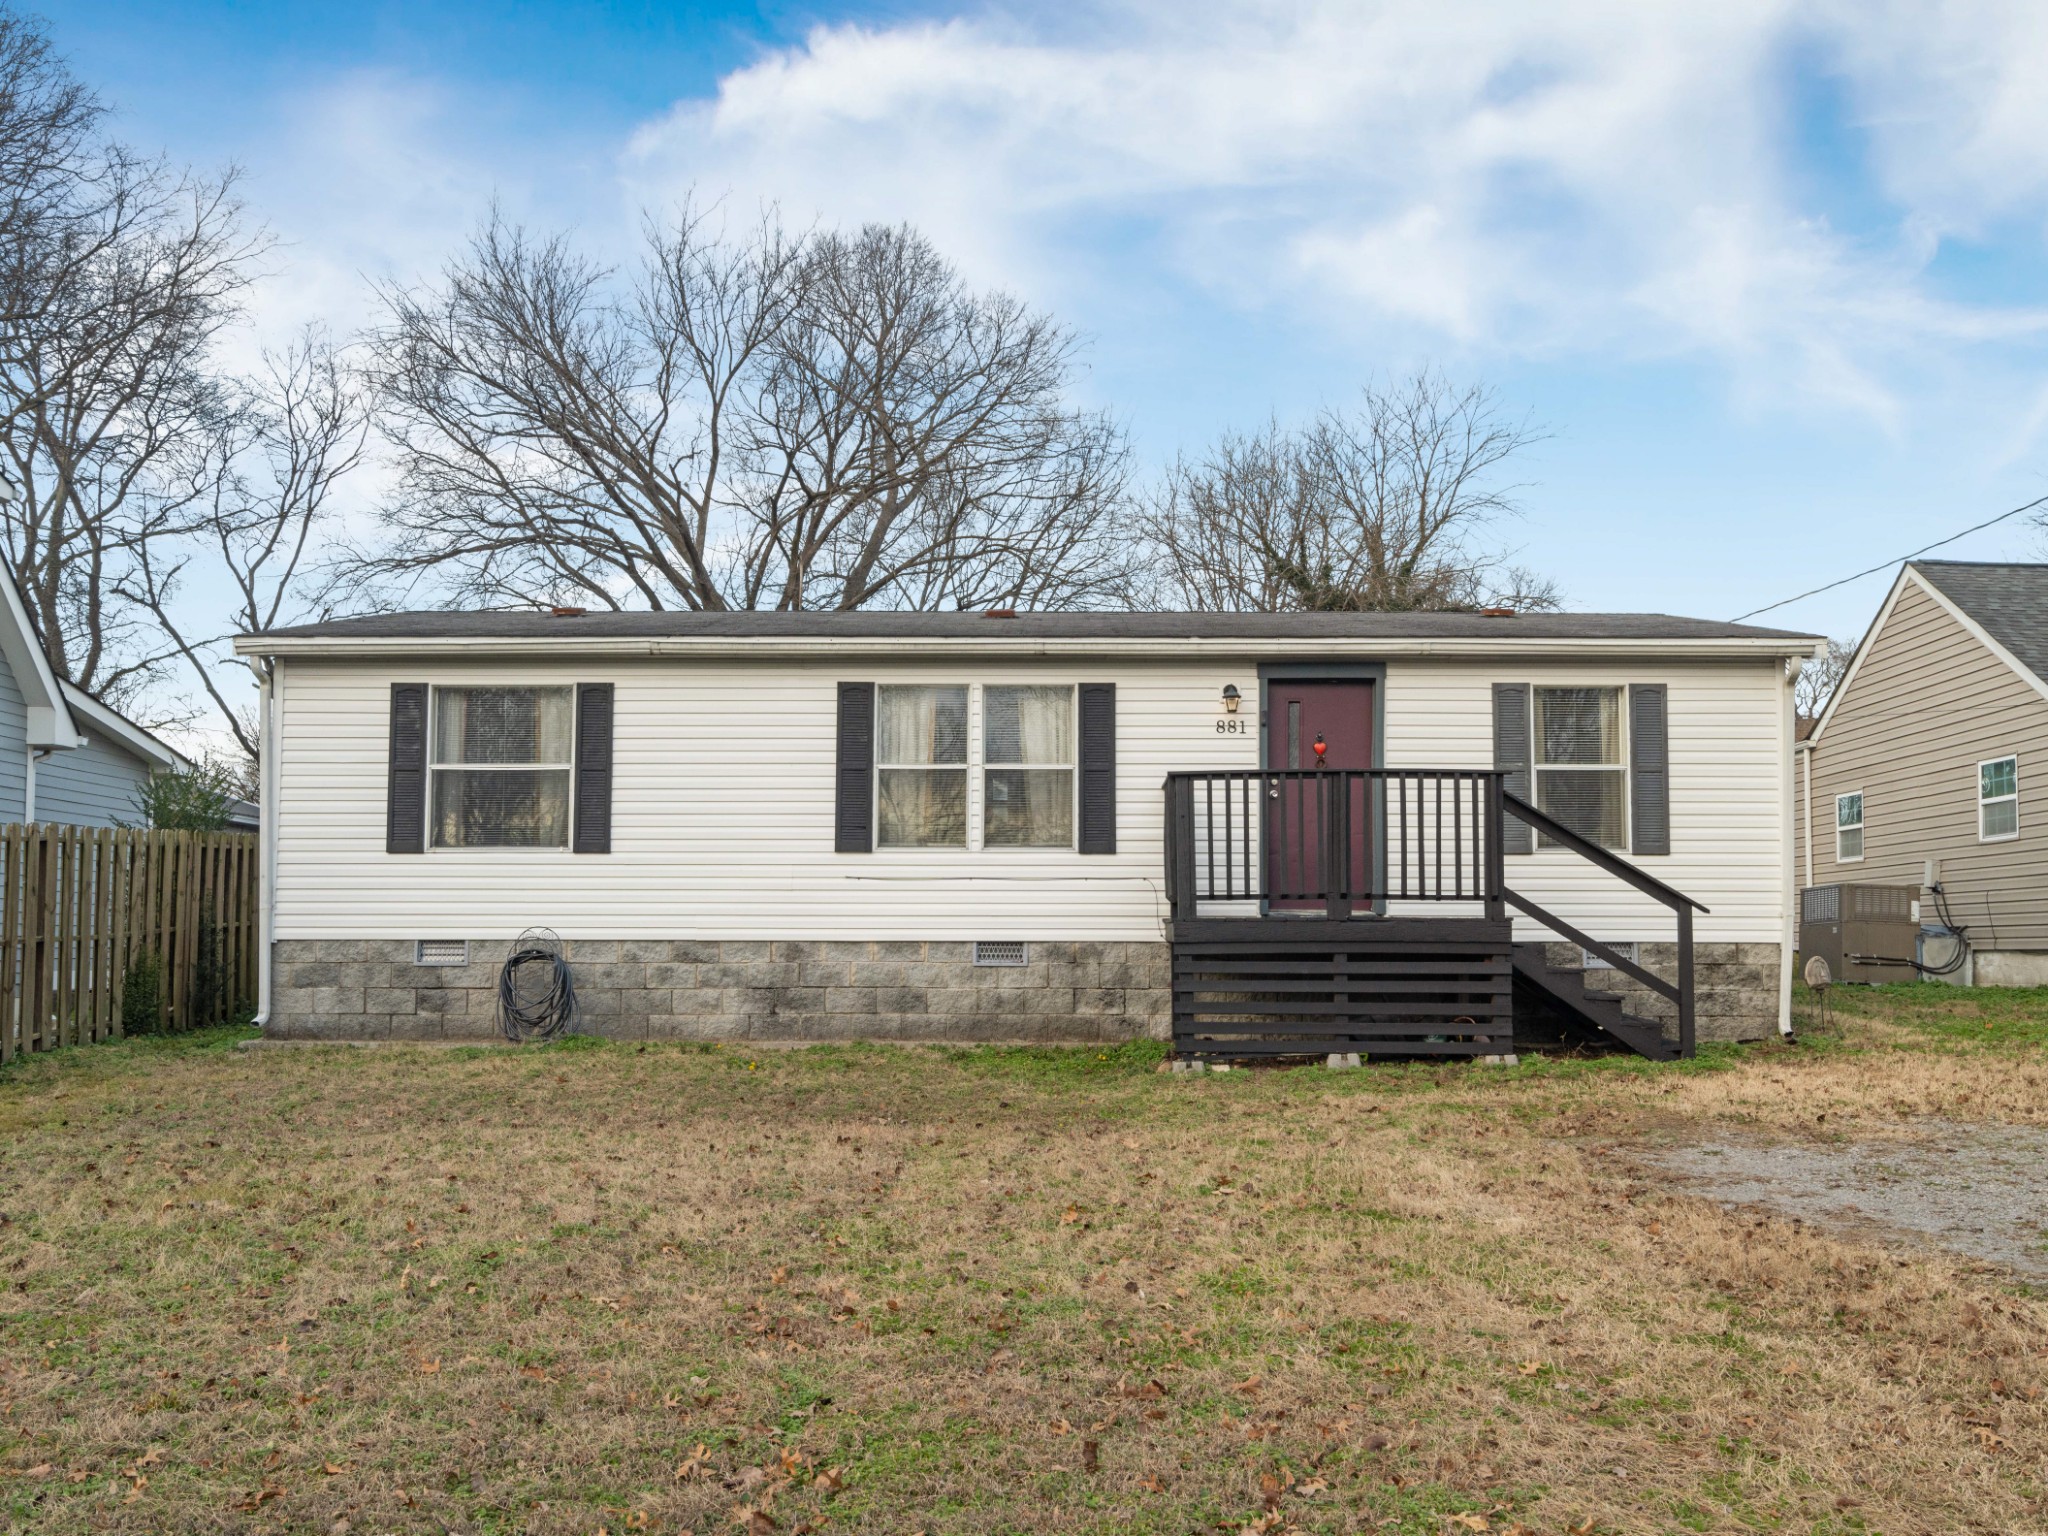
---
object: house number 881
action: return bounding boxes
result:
[1215,718,1246,734]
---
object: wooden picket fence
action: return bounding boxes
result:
[0,826,258,1060]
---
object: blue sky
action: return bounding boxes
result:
[53,0,2048,641]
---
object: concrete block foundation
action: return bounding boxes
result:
[268,939,1173,1044]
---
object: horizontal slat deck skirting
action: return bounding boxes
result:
[1170,916,1512,1059]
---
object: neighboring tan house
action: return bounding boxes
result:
[0,562,188,827]
[1799,560,2048,985]
[236,607,1820,1056]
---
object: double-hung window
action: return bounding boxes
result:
[877,685,969,847]
[1980,756,2018,842]
[1533,686,1626,849]
[983,685,1075,847]
[1835,791,1864,862]
[429,686,574,848]
[874,683,1077,850]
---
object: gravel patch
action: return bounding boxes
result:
[1637,1120,2048,1280]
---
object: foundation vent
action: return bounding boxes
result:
[972,940,1028,968]
[415,939,469,967]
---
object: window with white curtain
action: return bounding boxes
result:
[982,685,1074,847]
[1980,756,2018,842]
[877,685,969,847]
[429,686,574,848]
[1533,686,1627,849]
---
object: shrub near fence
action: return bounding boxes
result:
[0,826,258,1059]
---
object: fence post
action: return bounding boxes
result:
[1167,776,1199,925]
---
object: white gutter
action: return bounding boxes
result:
[1778,657,1803,1038]
[254,666,279,1031]
[236,633,1826,663]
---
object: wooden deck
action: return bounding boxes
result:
[1161,768,1707,1062]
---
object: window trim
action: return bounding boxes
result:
[979,683,1078,852]
[873,682,972,851]
[1835,790,1864,864]
[425,684,578,853]
[870,681,1081,854]
[1531,684,1631,852]
[1979,754,2019,844]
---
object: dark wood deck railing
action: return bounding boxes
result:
[1162,769,1507,921]
[1161,769,1710,1058]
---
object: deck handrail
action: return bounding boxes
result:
[1499,790,1703,1058]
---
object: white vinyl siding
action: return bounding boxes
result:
[269,653,1791,947]
[34,731,153,829]
[1382,658,1789,943]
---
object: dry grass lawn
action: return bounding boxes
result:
[2,985,2047,1535]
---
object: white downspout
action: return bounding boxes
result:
[22,744,32,822]
[1778,658,1802,1038]
[1800,742,1813,889]
[254,666,279,1030]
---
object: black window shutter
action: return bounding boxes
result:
[1078,683,1117,855]
[386,683,428,854]
[573,683,614,854]
[1629,683,1671,856]
[1492,683,1533,855]
[835,683,875,853]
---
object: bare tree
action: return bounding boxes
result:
[361,209,1131,612]
[120,331,366,758]
[1139,371,1556,612]
[0,10,264,701]
[1795,635,1858,732]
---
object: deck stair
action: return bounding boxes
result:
[1509,945,1680,1061]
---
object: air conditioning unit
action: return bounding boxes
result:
[1798,884,1918,984]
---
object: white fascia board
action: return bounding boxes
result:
[234,633,1824,663]
[58,682,189,771]
[0,569,74,747]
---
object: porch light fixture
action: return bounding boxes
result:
[1221,684,1241,714]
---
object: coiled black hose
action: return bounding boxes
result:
[499,927,577,1042]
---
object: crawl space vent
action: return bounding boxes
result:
[972,940,1028,967]
[415,939,469,967]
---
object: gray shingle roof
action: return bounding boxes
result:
[1909,561,2048,685]
[248,608,1816,645]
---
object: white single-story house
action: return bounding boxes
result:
[235,609,1821,1057]
[0,561,188,826]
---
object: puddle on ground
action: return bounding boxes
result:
[1634,1120,2048,1280]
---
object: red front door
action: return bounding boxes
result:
[1265,680,1375,910]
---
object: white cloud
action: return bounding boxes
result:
[617,0,2048,420]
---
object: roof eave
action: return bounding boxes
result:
[57,681,189,771]
[235,632,1824,662]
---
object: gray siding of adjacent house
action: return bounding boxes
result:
[34,730,152,829]
[0,646,28,821]
[1806,576,2048,950]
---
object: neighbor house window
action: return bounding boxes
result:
[429,686,573,848]
[982,685,1074,848]
[1980,756,2018,842]
[877,685,969,847]
[1533,686,1626,849]
[1835,791,1864,862]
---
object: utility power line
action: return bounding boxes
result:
[1731,494,2048,623]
